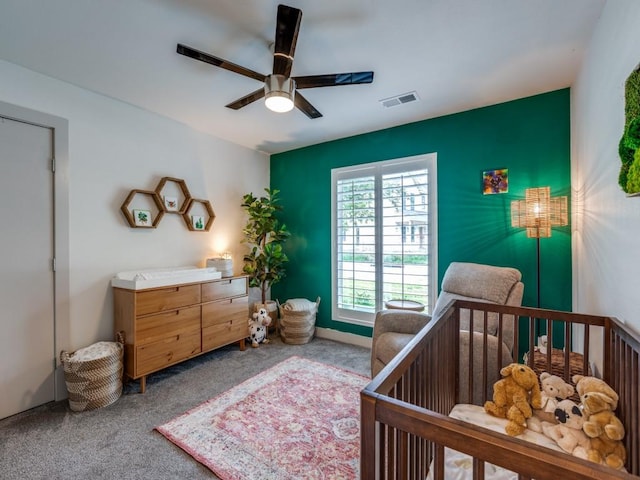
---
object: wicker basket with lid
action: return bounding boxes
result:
[60,334,124,412]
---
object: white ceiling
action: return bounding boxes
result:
[0,0,605,154]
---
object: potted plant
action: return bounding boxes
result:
[241,188,290,315]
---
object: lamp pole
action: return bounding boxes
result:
[536,231,541,309]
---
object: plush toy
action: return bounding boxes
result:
[254,307,272,328]
[247,308,272,348]
[528,372,575,432]
[537,335,548,354]
[542,399,591,459]
[572,375,626,470]
[484,363,543,436]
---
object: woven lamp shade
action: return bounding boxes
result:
[511,186,568,238]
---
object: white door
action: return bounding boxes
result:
[0,115,55,419]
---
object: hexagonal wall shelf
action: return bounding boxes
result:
[155,177,192,214]
[182,198,215,232]
[120,189,165,228]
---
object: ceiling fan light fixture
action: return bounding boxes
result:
[177,5,373,119]
[264,74,295,113]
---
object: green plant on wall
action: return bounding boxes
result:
[626,148,640,193]
[618,64,640,194]
[241,188,290,305]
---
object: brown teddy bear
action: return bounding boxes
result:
[542,399,591,459]
[484,363,542,436]
[572,375,626,470]
[527,372,575,432]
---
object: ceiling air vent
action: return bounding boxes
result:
[379,91,420,108]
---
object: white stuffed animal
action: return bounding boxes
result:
[247,308,272,348]
[528,372,576,432]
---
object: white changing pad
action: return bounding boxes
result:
[111,266,222,290]
[426,404,562,480]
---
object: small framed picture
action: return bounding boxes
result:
[164,196,179,212]
[133,209,152,227]
[191,215,205,230]
[483,168,508,195]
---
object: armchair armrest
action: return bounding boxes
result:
[371,310,432,377]
[372,310,432,340]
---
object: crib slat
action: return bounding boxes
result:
[472,457,485,480]
[433,444,444,480]
[481,309,488,402]
[633,350,639,474]
[467,307,474,404]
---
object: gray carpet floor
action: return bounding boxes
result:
[0,337,371,480]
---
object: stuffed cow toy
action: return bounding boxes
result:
[247,308,272,348]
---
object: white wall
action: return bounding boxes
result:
[572,0,640,333]
[0,60,269,387]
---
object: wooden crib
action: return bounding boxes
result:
[361,300,640,479]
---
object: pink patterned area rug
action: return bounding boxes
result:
[156,356,369,480]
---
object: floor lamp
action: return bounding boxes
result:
[510,186,568,312]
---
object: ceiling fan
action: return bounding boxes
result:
[176,4,374,119]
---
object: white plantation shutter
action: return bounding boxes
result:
[332,154,437,327]
[336,175,376,311]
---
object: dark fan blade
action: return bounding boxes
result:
[273,5,302,77]
[294,91,322,119]
[225,88,266,110]
[177,44,266,83]
[294,71,374,89]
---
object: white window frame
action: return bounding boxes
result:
[331,153,438,327]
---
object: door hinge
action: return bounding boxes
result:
[52,257,56,272]
[51,157,56,173]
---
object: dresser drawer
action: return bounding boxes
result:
[135,305,201,345]
[201,277,247,302]
[135,330,201,377]
[135,284,201,316]
[202,318,247,351]
[202,297,248,328]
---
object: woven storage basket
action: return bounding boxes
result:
[524,347,592,379]
[279,297,321,345]
[60,336,124,412]
[524,347,592,402]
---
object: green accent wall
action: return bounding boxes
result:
[270,89,571,338]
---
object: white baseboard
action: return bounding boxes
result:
[315,327,372,349]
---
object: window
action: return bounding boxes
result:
[331,154,437,327]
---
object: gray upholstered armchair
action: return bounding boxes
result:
[371,262,524,404]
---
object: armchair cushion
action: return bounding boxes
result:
[440,262,522,305]
[460,331,514,404]
[432,263,524,351]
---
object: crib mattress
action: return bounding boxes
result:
[426,404,563,480]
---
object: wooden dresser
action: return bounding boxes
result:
[113,275,248,392]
